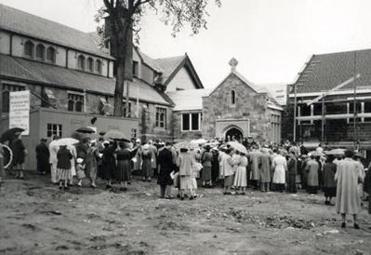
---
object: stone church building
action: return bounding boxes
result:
[168,58,283,144]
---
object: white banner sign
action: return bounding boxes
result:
[9,90,30,135]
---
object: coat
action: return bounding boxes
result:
[260,152,271,183]
[56,146,72,169]
[177,152,194,177]
[157,148,174,186]
[305,159,319,187]
[249,150,262,181]
[272,155,287,184]
[220,153,234,177]
[335,158,362,214]
[322,162,337,188]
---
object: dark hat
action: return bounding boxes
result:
[40,138,47,142]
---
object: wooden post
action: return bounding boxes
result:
[321,94,325,142]
[293,84,297,142]
[0,80,2,132]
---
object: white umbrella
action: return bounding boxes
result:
[54,138,79,147]
[191,138,207,145]
[227,141,248,154]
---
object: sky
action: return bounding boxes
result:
[1,0,371,92]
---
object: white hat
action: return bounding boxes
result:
[76,158,83,164]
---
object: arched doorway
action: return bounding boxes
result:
[225,127,243,142]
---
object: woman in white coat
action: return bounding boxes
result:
[272,150,287,192]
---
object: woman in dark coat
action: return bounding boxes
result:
[115,142,138,191]
[323,155,337,205]
[201,145,213,187]
[35,138,50,175]
[211,149,219,186]
[10,134,26,179]
[56,145,73,190]
[102,141,117,189]
[141,144,153,182]
[287,152,297,193]
[157,142,174,198]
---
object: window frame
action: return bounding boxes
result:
[155,107,167,129]
[67,92,84,112]
[1,83,26,113]
[95,59,102,74]
[46,46,56,63]
[181,112,202,132]
[35,44,45,60]
[47,123,62,138]
[231,90,236,105]
[24,40,34,58]
[77,55,85,71]
[87,57,94,72]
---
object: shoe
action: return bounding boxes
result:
[165,196,174,200]
[180,196,184,200]
[59,186,63,190]
[91,184,97,188]
[106,184,112,190]
[64,186,69,190]
[189,196,194,200]
[354,223,360,229]
[341,222,346,228]
[119,187,127,191]
[77,183,82,187]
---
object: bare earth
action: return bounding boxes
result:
[1,173,370,255]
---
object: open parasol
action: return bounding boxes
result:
[75,126,96,134]
[104,130,130,142]
[54,138,80,147]
[173,141,199,151]
[325,148,345,156]
[0,127,25,142]
[190,138,207,145]
[227,141,248,154]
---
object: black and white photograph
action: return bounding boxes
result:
[0,0,371,254]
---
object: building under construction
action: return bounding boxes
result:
[285,48,371,162]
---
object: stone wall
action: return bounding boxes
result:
[202,72,280,143]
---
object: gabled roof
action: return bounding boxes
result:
[0,4,112,59]
[293,48,371,94]
[0,54,171,106]
[135,50,204,89]
[167,89,211,111]
[209,70,261,97]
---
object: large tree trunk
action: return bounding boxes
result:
[110,7,133,117]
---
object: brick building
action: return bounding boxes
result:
[0,4,203,169]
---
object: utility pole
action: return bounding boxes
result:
[321,94,325,142]
[353,51,358,149]
[293,83,297,142]
[0,80,2,132]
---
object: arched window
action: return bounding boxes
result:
[87,57,94,72]
[24,40,34,58]
[231,90,236,105]
[46,47,56,63]
[95,59,102,74]
[36,44,45,60]
[77,55,85,70]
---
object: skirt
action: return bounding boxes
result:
[117,160,130,182]
[323,187,336,197]
[180,176,192,190]
[224,174,234,187]
[56,168,72,182]
[202,166,212,181]
[234,167,247,187]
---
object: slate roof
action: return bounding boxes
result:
[294,49,371,94]
[0,4,111,59]
[0,55,171,106]
[166,89,211,111]
[155,56,186,82]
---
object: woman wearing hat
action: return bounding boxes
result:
[115,142,139,191]
[141,144,152,182]
[201,145,213,187]
[56,145,73,190]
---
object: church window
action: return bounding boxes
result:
[231,90,236,105]
[46,47,56,63]
[36,44,45,60]
[87,57,94,72]
[156,107,167,129]
[68,92,84,112]
[24,40,34,58]
[77,55,85,70]
[95,60,102,74]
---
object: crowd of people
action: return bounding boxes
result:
[1,134,371,229]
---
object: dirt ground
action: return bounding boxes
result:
[1,173,371,255]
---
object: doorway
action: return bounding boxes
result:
[225,127,243,142]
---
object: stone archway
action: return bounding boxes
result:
[224,125,243,142]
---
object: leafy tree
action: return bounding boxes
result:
[97,0,221,117]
